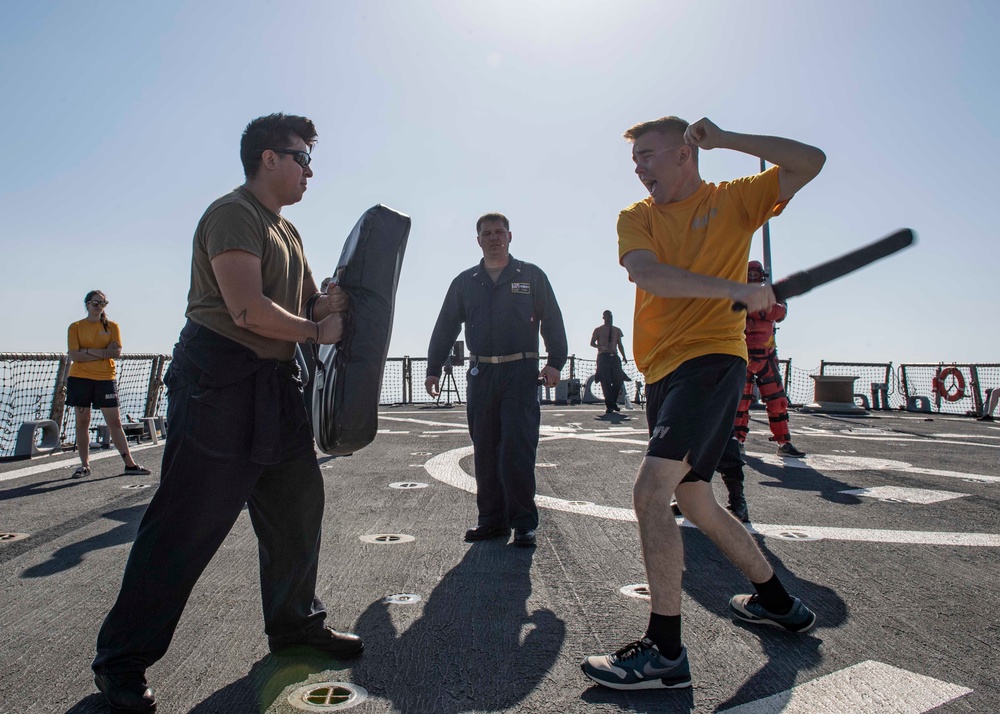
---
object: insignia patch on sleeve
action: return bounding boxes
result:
[511,282,531,294]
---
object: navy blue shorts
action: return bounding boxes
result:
[66,377,120,409]
[644,354,747,482]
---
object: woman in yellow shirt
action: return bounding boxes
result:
[66,290,150,478]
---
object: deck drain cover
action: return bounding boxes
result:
[565,500,594,506]
[359,533,415,544]
[122,484,151,489]
[384,593,422,605]
[287,682,368,711]
[0,532,30,543]
[410,452,431,456]
[620,583,651,600]
[773,529,823,542]
[389,482,428,489]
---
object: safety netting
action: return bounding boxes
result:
[58,355,165,445]
[379,358,408,405]
[0,354,66,459]
[4,355,998,457]
[899,363,1000,416]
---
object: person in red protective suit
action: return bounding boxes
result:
[734,261,806,458]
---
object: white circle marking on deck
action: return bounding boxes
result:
[422,438,1000,547]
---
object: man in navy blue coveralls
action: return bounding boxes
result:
[426,213,568,548]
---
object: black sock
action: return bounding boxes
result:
[644,613,682,660]
[752,574,794,615]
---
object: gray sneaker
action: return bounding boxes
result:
[581,638,690,690]
[729,594,816,633]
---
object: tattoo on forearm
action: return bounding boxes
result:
[230,308,259,328]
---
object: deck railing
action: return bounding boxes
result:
[3,352,997,459]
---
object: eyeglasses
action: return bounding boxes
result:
[267,149,312,168]
[88,300,108,307]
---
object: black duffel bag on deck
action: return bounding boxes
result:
[300,204,410,456]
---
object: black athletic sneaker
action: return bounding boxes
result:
[777,442,806,457]
[729,594,816,633]
[124,464,151,476]
[71,466,91,479]
[581,638,691,690]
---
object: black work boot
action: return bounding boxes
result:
[721,472,750,523]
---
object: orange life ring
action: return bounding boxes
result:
[934,367,966,402]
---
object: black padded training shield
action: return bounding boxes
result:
[304,205,410,456]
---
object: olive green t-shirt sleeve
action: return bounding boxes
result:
[202,201,266,259]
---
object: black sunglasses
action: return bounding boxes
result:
[88,300,108,307]
[267,148,311,168]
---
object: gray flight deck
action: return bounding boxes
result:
[1,406,997,713]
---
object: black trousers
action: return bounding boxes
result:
[596,353,624,410]
[466,360,540,530]
[93,325,327,674]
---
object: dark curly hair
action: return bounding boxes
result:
[240,113,318,178]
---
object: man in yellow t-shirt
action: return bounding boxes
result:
[582,116,826,691]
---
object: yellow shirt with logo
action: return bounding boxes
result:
[68,318,121,380]
[617,167,786,384]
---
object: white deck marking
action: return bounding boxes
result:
[839,486,969,504]
[788,427,1000,450]
[380,416,464,428]
[721,660,971,714]
[422,442,1000,546]
[903,466,1000,483]
[749,452,911,471]
[747,451,1000,483]
[0,443,157,483]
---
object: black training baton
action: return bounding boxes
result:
[732,228,916,311]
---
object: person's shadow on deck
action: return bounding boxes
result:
[351,540,565,713]
[744,453,865,506]
[580,527,846,713]
[682,527,847,711]
[21,504,146,578]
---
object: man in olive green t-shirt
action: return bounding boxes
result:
[92,114,362,713]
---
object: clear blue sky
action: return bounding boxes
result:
[2,0,997,371]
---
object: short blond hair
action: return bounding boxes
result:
[622,116,689,142]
